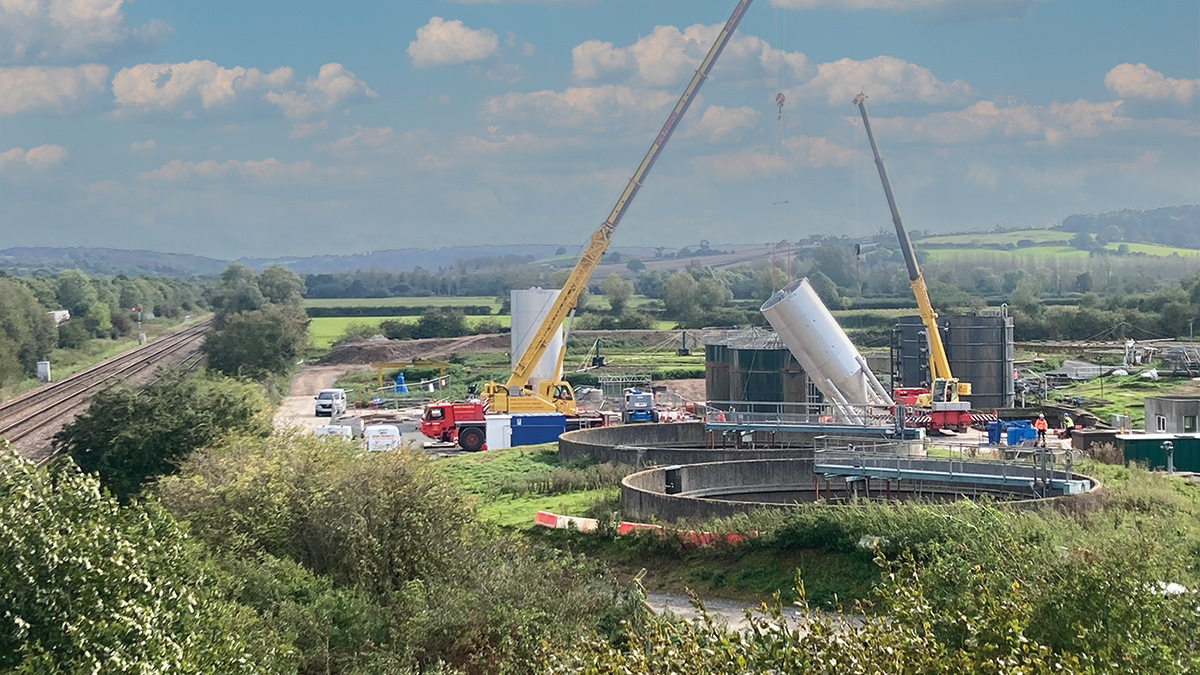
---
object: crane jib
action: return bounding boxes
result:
[500,0,753,394]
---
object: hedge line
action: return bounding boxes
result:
[306,305,494,318]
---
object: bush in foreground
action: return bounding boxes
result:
[0,449,281,673]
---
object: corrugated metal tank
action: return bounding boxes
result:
[761,278,891,407]
[510,288,564,391]
[892,313,1014,409]
[704,334,810,404]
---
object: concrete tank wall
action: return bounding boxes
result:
[511,288,564,390]
[621,456,1102,523]
[558,421,815,467]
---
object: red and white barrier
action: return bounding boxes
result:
[537,510,752,546]
[533,510,598,533]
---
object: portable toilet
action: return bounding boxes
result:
[485,414,513,450]
[510,413,567,446]
[364,424,402,451]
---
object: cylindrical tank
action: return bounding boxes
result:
[510,288,564,390]
[761,278,891,406]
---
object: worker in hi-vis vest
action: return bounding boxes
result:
[1033,413,1048,447]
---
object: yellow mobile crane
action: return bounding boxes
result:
[854,93,973,431]
[483,0,755,415]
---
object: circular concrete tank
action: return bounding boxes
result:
[620,457,1101,522]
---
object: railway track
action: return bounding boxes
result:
[0,319,212,463]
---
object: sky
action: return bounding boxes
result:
[0,0,1197,260]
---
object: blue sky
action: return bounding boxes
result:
[1,0,1197,259]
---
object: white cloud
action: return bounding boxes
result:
[781,135,854,166]
[290,120,328,139]
[483,84,675,131]
[129,138,155,154]
[319,125,398,154]
[767,0,1047,21]
[408,17,499,68]
[456,131,585,155]
[0,64,108,114]
[111,60,372,119]
[870,98,1130,146]
[686,105,760,142]
[0,143,67,171]
[571,23,811,87]
[0,0,171,63]
[112,60,291,112]
[796,56,973,105]
[264,63,376,119]
[1104,63,1199,104]
[691,149,786,181]
[137,157,333,184]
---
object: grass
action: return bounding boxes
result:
[922,242,1200,263]
[918,229,1069,246]
[309,315,513,350]
[0,315,210,400]
[434,444,618,527]
[922,245,1087,262]
[1104,242,1200,257]
[1050,374,1187,427]
[303,296,502,309]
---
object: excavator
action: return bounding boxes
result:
[853,93,973,432]
[481,0,755,416]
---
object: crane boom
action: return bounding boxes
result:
[501,0,754,394]
[853,93,960,390]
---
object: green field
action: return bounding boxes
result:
[303,296,502,309]
[434,444,618,528]
[309,315,513,349]
[919,229,1069,246]
[1104,242,1200,257]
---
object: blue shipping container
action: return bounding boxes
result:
[510,413,567,446]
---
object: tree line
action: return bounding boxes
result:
[0,270,207,386]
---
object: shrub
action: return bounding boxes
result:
[0,449,279,672]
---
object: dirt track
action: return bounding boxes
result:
[273,365,369,433]
[319,329,725,367]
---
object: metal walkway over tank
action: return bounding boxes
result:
[813,452,1093,496]
[704,400,923,440]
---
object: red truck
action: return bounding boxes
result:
[420,401,488,451]
[420,400,609,452]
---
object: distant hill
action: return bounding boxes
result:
[237,245,569,274]
[1062,205,1199,248]
[0,247,228,276]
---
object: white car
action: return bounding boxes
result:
[313,425,353,440]
[314,388,347,417]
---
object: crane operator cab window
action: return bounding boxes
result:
[553,384,574,401]
[425,407,444,421]
[931,379,954,404]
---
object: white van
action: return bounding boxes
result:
[314,388,347,417]
[364,424,402,452]
[314,425,353,440]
